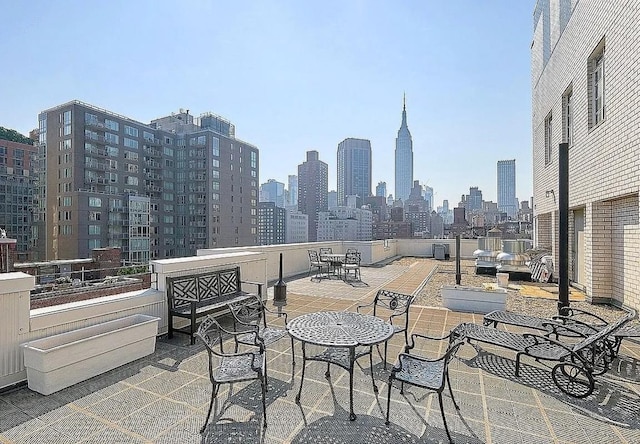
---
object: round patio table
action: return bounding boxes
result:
[287,311,394,420]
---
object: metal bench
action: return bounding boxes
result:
[457,307,637,398]
[483,307,640,354]
[166,267,263,345]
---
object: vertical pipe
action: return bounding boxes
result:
[558,142,569,314]
[455,235,461,285]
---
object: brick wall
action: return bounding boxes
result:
[532,0,640,310]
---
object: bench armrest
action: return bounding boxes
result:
[406,330,459,353]
[241,280,264,296]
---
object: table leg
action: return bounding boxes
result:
[349,346,356,421]
[295,342,307,403]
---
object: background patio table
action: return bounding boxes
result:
[320,253,347,277]
[287,311,394,420]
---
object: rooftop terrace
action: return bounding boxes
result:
[1,258,639,443]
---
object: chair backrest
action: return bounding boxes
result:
[344,251,360,265]
[308,250,320,262]
[373,289,414,315]
[229,295,265,327]
[319,247,333,255]
[571,308,636,353]
[196,315,225,357]
[443,339,464,372]
[346,248,358,254]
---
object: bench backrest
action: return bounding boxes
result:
[571,308,636,353]
[166,267,241,309]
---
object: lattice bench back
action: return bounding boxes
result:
[167,267,241,310]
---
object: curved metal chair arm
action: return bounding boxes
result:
[406,330,458,352]
[356,300,375,313]
[564,307,609,324]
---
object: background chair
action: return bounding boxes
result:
[346,247,359,254]
[195,315,267,433]
[229,295,296,383]
[308,250,328,280]
[386,331,464,443]
[357,289,414,369]
[341,251,361,281]
[319,247,333,256]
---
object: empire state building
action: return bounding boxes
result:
[395,95,413,202]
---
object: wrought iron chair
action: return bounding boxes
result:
[386,331,464,443]
[307,250,328,280]
[195,315,267,433]
[341,251,361,281]
[357,289,415,369]
[229,295,296,383]
[346,248,359,254]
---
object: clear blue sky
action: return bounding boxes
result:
[0,0,535,207]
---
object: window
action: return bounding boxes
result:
[61,225,72,235]
[127,163,138,173]
[589,38,605,128]
[105,119,119,131]
[106,146,119,157]
[562,86,573,146]
[212,137,219,156]
[124,125,139,137]
[89,211,101,221]
[124,150,138,160]
[124,137,138,149]
[89,225,101,235]
[105,132,119,144]
[89,197,102,207]
[88,239,101,249]
[85,113,98,125]
[544,112,553,165]
[125,176,138,186]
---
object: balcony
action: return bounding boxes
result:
[143,146,162,157]
[1,242,638,443]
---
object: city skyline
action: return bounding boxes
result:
[0,1,535,206]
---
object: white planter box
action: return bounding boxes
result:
[441,285,507,314]
[22,314,159,395]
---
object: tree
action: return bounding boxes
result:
[0,126,34,145]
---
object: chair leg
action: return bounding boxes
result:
[325,362,331,378]
[385,376,393,425]
[201,382,217,433]
[446,372,459,410]
[515,352,523,377]
[290,337,296,366]
[438,392,454,443]
[383,341,389,370]
[261,371,268,428]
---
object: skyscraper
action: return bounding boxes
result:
[287,174,298,208]
[297,150,328,242]
[375,181,387,198]
[497,159,517,219]
[259,179,285,208]
[395,95,413,202]
[337,138,372,207]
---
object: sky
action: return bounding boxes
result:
[0,0,535,207]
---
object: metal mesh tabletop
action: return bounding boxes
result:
[287,311,394,347]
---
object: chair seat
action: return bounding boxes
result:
[394,354,445,390]
[239,327,288,347]
[213,354,265,383]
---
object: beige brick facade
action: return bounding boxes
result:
[532,0,640,310]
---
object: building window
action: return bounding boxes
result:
[88,239,101,249]
[89,197,102,207]
[124,137,138,149]
[544,112,553,165]
[589,38,605,128]
[88,225,101,235]
[562,86,573,147]
[124,125,139,137]
[105,119,119,131]
[105,132,119,144]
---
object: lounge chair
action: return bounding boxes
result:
[456,307,637,398]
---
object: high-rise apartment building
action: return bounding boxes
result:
[394,95,413,202]
[297,150,328,242]
[259,179,285,208]
[316,206,372,241]
[35,101,259,262]
[423,186,434,212]
[257,201,285,245]
[337,138,372,207]
[0,139,37,260]
[532,0,640,310]
[497,159,517,219]
[375,181,387,198]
